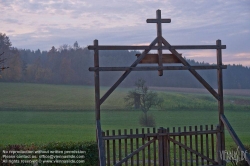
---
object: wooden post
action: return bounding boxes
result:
[216,39,225,165]
[94,40,106,166]
[156,10,163,76]
[158,127,164,166]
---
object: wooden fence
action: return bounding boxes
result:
[102,125,220,166]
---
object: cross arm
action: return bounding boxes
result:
[146,19,171,23]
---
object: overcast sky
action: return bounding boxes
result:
[1,0,250,66]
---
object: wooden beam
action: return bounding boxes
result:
[169,137,218,165]
[96,120,106,166]
[147,19,171,23]
[135,54,182,63]
[114,138,157,166]
[87,45,226,50]
[161,36,220,100]
[99,37,158,105]
[89,65,227,72]
[220,114,250,165]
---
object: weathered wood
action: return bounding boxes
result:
[147,128,151,166]
[216,125,222,165]
[114,138,156,166]
[184,126,187,166]
[112,130,116,165]
[217,40,226,165]
[88,45,226,50]
[96,120,105,166]
[220,114,250,165]
[130,129,134,165]
[163,128,168,166]
[189,126,193,166]
[173,127,177,166]
[153,128,157,165]
[124,129,128,166]
[211,125,215,162]
[158,127,164,166]
[102,131,106,165]
[178,127,182,166]
[118,130,122,161]
[200,126,204,165]
[135,53,182,63]
[106,130,110,166]
[89,65,227,72]
[168,137,218,165]
[99,37,158,105]
[142,128,145,166]
[195,126,199,165]
[206,125,209,165]
[147,18,171,23]
[136,129,139,166]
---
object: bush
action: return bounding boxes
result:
[0,141,98,166]
[139,113,156,127]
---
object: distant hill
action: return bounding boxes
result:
[0,33,249,89]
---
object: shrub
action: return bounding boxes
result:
[139,113,156,127]
[0,141,98,166]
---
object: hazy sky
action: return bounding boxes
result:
[1,0,250,66]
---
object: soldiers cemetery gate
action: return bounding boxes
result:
[88,10,250,166]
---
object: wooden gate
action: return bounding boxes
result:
[88,9,250,165]
[102,125,220,166]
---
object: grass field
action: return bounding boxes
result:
[0,82,249,147]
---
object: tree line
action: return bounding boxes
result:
[0,33,250,89]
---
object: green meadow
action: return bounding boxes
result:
[0,82,249,147]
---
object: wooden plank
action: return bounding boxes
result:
[156,10,163,76]
[211,125,215,161]
[89,65,227,72]
[161,37,220,100]
[102,129,218,140]
[114,138,156,166]
[118,130,122,162]
[178,127,182,166]
[102,131,106,165]
[96,120,105,166]
[168,137,218,165]
[189,126,193,166]
[217,40,226,164]
[99,37,158,105]
[124,129,128,166]
[216,125,222,165]
[195,126,199,166]
[130,129,134,166]
[106,130,110,166]
[220,114,250,165]
[158,127,164,166]
[112,130,116,165]
[87,45,226,50]
[153,128,157,165]
[173,127,177,166]
[136,128,139,166]
[200,126,204,165]
[142,128,145,166]
[166,128,171,166]
[184,126,187,166]
[206,125,209,165]
[135,54,182,63]
[146,18,171,23]
[147,128,151,166]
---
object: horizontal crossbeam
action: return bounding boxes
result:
[88,45,226,50]
[147,19,171,23]
[89,65,227,71]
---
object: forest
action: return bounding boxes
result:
[1,33,250,89]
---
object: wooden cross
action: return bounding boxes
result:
[147,10,171,76]
[147,9,171,37]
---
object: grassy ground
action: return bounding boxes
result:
[0,82,249,147]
